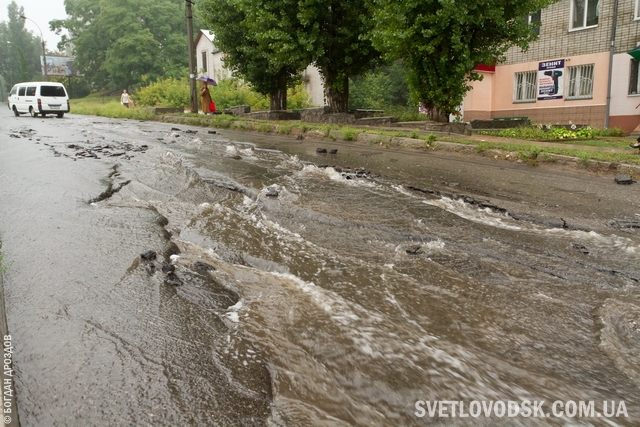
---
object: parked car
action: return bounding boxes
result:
[7,82,70,118]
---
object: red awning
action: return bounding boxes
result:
[474,64,496,72]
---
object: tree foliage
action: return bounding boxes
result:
[349,61,410,110]
[296,0,382,112]
[200,0,381,112]
[199,0,310,110]
[0,1,44,88]
[51,0,190,90]
[370,0,554,118]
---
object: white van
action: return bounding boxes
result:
[7,82,70,118]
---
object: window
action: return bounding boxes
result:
[636,0,640,20]
[526,10,542,36]
[513,71,537,102]
[571,0,599,30]
[10,87,17,96]
[201,51,207,72]
[26,87,36,96]
[629,60,640,95]
[566,64,594,99]
[18,87,25,96]
[40,86,66,97]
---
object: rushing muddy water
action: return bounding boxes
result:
[1,115,640,426]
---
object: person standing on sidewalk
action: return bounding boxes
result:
[121,90,130,108]
[200,82,212,114]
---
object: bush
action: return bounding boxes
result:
[479,125,624,140]
[135,77,312,111]
[287,84,313,110]
[136,77,189,107]
[546,127,577,139]
[594,127,624,137]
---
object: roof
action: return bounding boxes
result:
[194,29,220,54]
[199,29,215,43]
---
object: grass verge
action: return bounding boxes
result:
[67,100,640,166]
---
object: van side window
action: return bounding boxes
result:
[10,87,17,96]
[18,87,26,96]
[40,86,67,97]
[26,87,36,96]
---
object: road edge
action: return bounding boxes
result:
[156,114,640,177]
[0,243,19,427]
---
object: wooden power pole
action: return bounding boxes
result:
[185,0,198,113]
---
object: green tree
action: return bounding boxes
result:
[51,0,189,90]
[371,0,553,120]
[200,0,309,110]
[0,1,43,87]
[297,0,381,112]
[200,0,381,113]
[349,60,410,110]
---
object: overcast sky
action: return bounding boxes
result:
[1,0,67,49]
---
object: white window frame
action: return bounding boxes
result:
[570,0,599,31]
[566,64,595,100]
[629,59,640,95]
[636,0,640,20]
[513,70,538,103]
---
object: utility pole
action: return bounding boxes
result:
[605,0,619,129]
[20,15,47,81]
[185,0,198,113]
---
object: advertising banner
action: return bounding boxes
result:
[40,56,83,77]
[537,59,564,100]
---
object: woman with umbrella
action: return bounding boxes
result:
[198,75,217,114]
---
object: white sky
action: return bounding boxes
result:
[1,0,67,49]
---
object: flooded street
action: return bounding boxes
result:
[1,113,639,426]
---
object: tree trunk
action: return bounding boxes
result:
[269,72,287,110]
[427,107,449,123]
[269,87,287,110]
[323,72,349,113]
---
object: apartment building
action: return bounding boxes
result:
[463,0,640,134]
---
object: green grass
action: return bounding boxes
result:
[71,97,156,120]
[67,94,640,166]
[470,140,640,165]
[256,123,272,133]
[478,125,625,141]
[342,127,357,141]
[0,253,12,273]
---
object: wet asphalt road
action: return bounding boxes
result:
[0,111,640,426]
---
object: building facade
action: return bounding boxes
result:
[463,0,640,134]
[194,29,326,107]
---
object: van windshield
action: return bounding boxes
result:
[40,86,66,97]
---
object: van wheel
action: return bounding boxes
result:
[56,112,64,118]
[29,107,38,118]
[12,106,19,116]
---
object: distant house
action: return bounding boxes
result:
[195,29,326,107]
[194,29,228,82]
[462,0,640,134]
